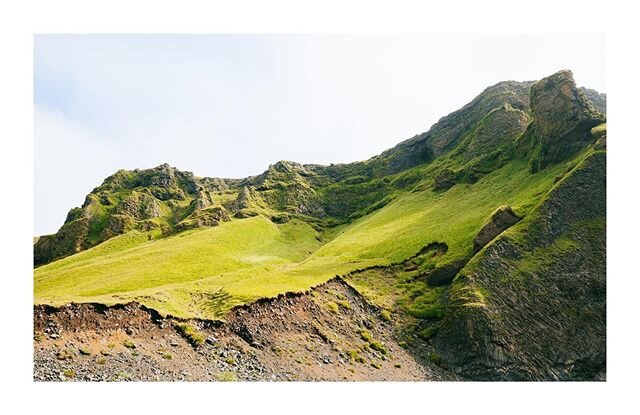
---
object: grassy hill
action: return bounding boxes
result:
[35,146,581,319]
[34,69,607,379]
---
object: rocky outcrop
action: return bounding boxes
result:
[433,152,606,380]
[472,205,521,253]
[115,192,161,220]
[34,218,91,265]
[463,104,531,161]
[175,206,231,232]
[35,164,205,266]
[252,161,325,217]
[579,87,606,114]
[528,70,605,171]
[372,80,534,175]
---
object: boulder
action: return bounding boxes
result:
[473,206,521,253]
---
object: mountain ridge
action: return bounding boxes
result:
[34,69,607,380]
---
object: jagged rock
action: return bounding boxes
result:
[529,70,605,171]
[425,260,467,286]
[115,192,161,220]
[463,104,531,161]
[432,169,460,192]
[175,206,231,232]
[472,206,521,253]
[100,214,135,239]
[579,87,606,114]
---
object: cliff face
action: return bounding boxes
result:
[527,70,605,172]
[432,136,606,381]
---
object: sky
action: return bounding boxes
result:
[34,34,605,235]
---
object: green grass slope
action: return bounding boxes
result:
[34,152,573,319]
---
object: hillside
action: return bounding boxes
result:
[34,70,606,381]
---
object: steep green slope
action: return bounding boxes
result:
[35,69,606,382]
[34,151,573,319]
[433,149,605,380]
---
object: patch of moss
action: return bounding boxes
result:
[359,329,372,342]
[175,323,205,346]
[326,302,339,314]
[369,340,388,355]
[216,371,238,382]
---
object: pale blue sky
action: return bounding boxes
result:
[34,34,605,235]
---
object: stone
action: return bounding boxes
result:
[473,206,522,253]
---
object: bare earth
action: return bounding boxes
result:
[34,278,453,381]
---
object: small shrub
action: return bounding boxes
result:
[107,343,116,349]
[162,353,173,360]
[116,371,131,380]
[175,323,206,346]
[347,349,365,364]
[394,363,402,368]
[369,340,388,355]
[337,300,351,310]
[358,329,372,342]
[216,371,238,382]
[123,340,136,349]
[326,302,339,314]
[225,357,236,365]
[63,369,76,378]
[418,325,439,340]
[97,357,107,365]
[428,352,443,365]
[380,310,392,322]
[79,347,91,356]
[371,362,382,369]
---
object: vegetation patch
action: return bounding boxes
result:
[216,371,238,382]
[369,340,388,355]
[175,323,206,346]
[326,302,339,314]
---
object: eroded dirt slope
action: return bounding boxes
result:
[34,278,451,381]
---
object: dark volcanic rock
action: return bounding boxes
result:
[433,152,606,380]
[579,87,606,114]
[528,70,605,171]
[472,205,521,253]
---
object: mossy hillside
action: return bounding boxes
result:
[34,76,545,267]
[433,150,606,379]
[35,71,606,326]
[35,149,572,319]
[34,217,323,313]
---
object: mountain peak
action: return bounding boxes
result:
[528,69,605,171]
[530,69,604,141]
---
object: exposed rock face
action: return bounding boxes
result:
[375,80,534,175]
[34,218,90,265]
[472,205,521,253]
[463,104,531,161]
[580,87,607,114]
[425,260,467,286]
[115,192,161,220]
[251,161,325,217]
[531,70,602,140]
[433,152,606,380]
[175,206,231,231]
[34,164,211,265]
[528,70,605,171]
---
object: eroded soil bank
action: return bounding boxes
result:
[34,278,453,381]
